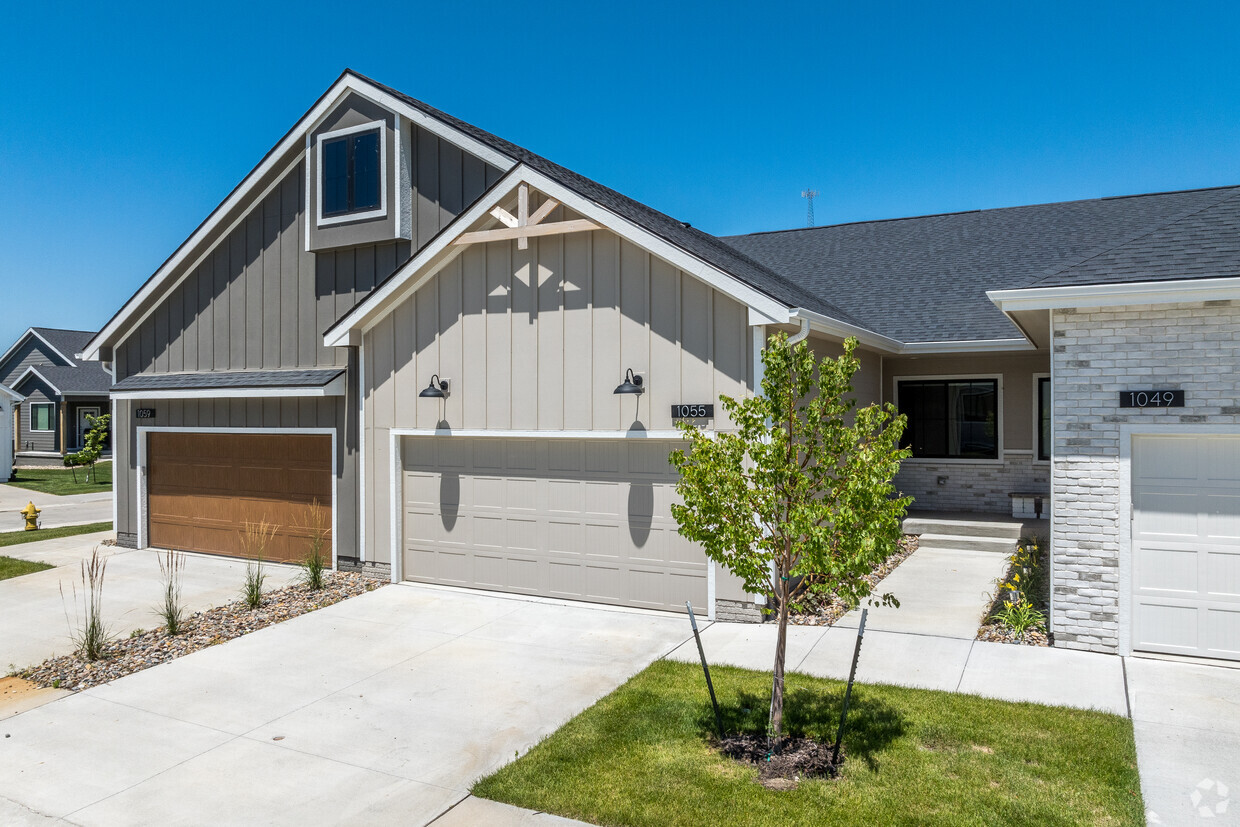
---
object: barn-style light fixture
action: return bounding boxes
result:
[419,375,450,398]
[613,368,644,395]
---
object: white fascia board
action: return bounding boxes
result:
[327,166,794,344]
[12,366,63,396]
[0,383,24,402]
[788,308,903,353]
[111,375,345,400]
[83,72,520,362]
[987,276,1240,312]
[898,338,1036,354]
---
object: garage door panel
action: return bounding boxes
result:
[1207,552,1240,597]
[402,437,707,613]
[1206,609,1240,655]
[147,433,332,563]
[1133,434,1240,661]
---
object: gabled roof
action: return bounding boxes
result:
[0,383,22,403]
[721,185,1240,343]
[13,363,112,396]
[0,327,94,374]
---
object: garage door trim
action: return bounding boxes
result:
[387,428,713,617]
[1119,423,1240,658]
[137,426,337,567]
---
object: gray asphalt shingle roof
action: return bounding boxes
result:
[16,363,112,395]
[720,186,1240,342]
[30,328,96,366]
[111,368,345,393]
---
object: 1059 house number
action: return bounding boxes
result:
[671,404,714,419]
[1118,390,1184,408]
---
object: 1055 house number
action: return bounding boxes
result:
[1118,390,1184,408]
[671,404,714,419]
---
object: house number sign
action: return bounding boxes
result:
[135,408,157,419]
[1118,390,1184,408]
[671,404,714,419]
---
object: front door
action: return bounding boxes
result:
[76,407,100,450]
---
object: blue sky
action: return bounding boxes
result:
[3,1,1240,350]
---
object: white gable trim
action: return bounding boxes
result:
[82,72,518,362]
[325,165,797,345]
[0,383,23,403]
[0,329,78,373]
[988,276,1240,311]
[13,366,64,396]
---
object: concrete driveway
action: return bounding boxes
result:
[0,585,690,825]
[1127,656,1240,824]
[0,533,300,672]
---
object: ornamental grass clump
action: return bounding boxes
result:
[298,500,330,591]
[61,546,113,661]
[155,549,187,635]
[240,519,278,609]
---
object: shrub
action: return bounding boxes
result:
[156,549,187,635]
[298,500,330,591]
[240,519,278,609]
[987,535,1049,638]
[61,546,112,661]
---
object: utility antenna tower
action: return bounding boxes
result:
[801,187,820,227]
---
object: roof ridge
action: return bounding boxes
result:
[724,183,1240,240]
[1028,186,1240,287]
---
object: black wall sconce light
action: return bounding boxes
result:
[419,375,450,398]
[613,368,644,395]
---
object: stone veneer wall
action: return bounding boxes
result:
[895,453,1049,514]
[1051,300,1240,653]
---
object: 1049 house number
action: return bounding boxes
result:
[1118,390,1184,408]
[671,404,714,419]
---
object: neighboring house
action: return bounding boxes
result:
[0,328,112,466]
[81,70,1240,664]
[0,383,21,481]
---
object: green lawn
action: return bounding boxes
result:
[0,555,54,581]
[0,522,113,549]
[6,462,111,496]
[474,660,1144,827]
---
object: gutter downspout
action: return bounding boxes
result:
[786,316,811,346]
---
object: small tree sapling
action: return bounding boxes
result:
[670,333,911,748]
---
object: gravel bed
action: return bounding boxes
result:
[976,624,1050,647]
[789,535,919,627]
[21,573,384,691]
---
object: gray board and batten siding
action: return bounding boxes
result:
[111,94,504,553]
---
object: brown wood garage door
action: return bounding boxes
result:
[148,432,332,563]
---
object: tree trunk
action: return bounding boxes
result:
[769,572,790,750]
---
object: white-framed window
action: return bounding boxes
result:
[29,402,54,433]
[316,120,387,226]
[895,377,1000,460]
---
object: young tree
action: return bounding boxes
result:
[670,333,911,746]
[64,413,112,484]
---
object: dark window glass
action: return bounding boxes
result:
[323,138,349,216]
[321,129,381,218]
[30,403,53,432]
[898,379,998,459]
[1038,377,1051,461]
[351,132,381,211]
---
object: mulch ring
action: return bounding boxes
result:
[790,534,919,627]
[718,733,843,789]
[21,573,384,692]
[976,622,1050,647]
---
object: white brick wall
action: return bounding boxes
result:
[1051,299,1240,653]
[895,454,1048,514]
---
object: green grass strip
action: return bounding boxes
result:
[474,659,1144,827]
[0,521,113,549]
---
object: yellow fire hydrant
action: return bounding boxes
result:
[20,501,40,531]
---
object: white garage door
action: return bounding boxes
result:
[1132,434,1240,660]
[401,437,707,613]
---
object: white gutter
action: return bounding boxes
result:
[987,275,1240,312]
[785,308,1031,355]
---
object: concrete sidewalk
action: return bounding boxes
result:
[666,620,1130,714]
[0,533,300,672]
[0,477,112,532]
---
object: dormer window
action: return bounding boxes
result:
[316,121,386,225]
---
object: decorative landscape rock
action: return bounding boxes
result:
[789,535,918,627]
[21,572,383,691]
